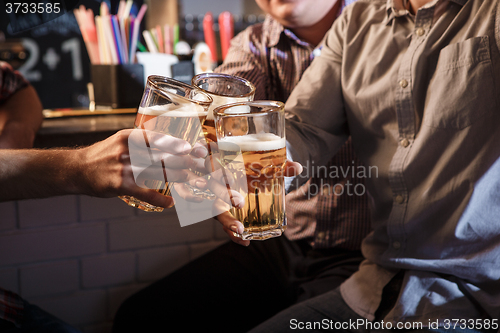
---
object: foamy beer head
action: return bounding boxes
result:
[191,73,256,120]
[214,101,286,241]
[218,133,286,153]
[135,76,213,145]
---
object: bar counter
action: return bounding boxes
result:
[34,108,137,148]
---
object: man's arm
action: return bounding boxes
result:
[0,129,206,207]
[0,84,43,149]
[283,12,349,181]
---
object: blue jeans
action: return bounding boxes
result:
[248,288,499,333]
[0,300,81,333]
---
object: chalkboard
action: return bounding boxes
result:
[0,0,107,109]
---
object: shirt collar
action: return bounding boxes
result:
[385,0,467,23]
[264,14,314,49]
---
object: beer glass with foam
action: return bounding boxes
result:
[190,73,256,199]
[214,101,286,240]
[119,75,213,212]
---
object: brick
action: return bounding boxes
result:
[81,253,135,288]
[108,283,148,321]
[18,196,78,228]
[137,245,189,282]
[29,289,107,326]
[189,240,227,261]
[79,196,135,222]
[20,260,79,298]
[108,215,213,251]
[0,201,17,231]
[81,322,113,333]
[0,224,106,265]
[0,268,18,293]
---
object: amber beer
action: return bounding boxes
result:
[219,133,287,240]
[133,105,207,197]
[119,75,212,212]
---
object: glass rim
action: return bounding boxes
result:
[146,75,213,107]
[191,73,256,99]
[214,100,285,117]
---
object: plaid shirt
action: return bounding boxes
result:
[0,61,27,326]
[215,6,371,250]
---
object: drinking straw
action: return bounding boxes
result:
[129,3,148,63]
[95,15,109,64]
[164,24,172,54]
[173,24,179,54]
[117,0,125,18]
[136,41,147,52]
[111,15,125,63]
[74,7,99,64]
[142,30,158,53]
[123,0,133,19]
[100,1,109,16]
[119,17,129,63]
[155,25,164,53]
[102,14,118,64]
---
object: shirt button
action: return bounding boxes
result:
[399,79,408,88]
[400,138,410,148]
[395,195,404,204]
[393,241,401,250]
[317,232,326,240]
[416,28,425,36]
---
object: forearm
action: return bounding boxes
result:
[0,148,83,201]
[0,85,43,149]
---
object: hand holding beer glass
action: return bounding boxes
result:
[214,101,287,240]
[119,76,213,212]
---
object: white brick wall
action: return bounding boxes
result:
[20,260,79,297]
[0,201,17,231]
[0,195,227,332]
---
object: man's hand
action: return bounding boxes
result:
[213,160,303,246]
[75,129,207,209]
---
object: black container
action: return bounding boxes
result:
[91,64,144,108]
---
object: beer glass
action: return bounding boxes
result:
[190,73,256,199]
[119,75,213,212]
[214,101,286,240]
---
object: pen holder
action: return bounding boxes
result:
[136,52,179,85]
[91,64,144,108]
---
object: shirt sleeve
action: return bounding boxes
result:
[284,11,349,183]
[213,29,270,100]
[0,61,29,103]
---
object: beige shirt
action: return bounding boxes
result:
[215,15,372,250]
[286,0,500,324]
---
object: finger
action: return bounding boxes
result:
[285,160,303,177]
[160,154,196,169]
[128,129,193,155]
[126,187,175,209]
[133,167,196,189]
[217,211,250,246]
[190,156,209,174]
[172,183,204,202]
[208,177,245,209]
[191,142,209,158]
